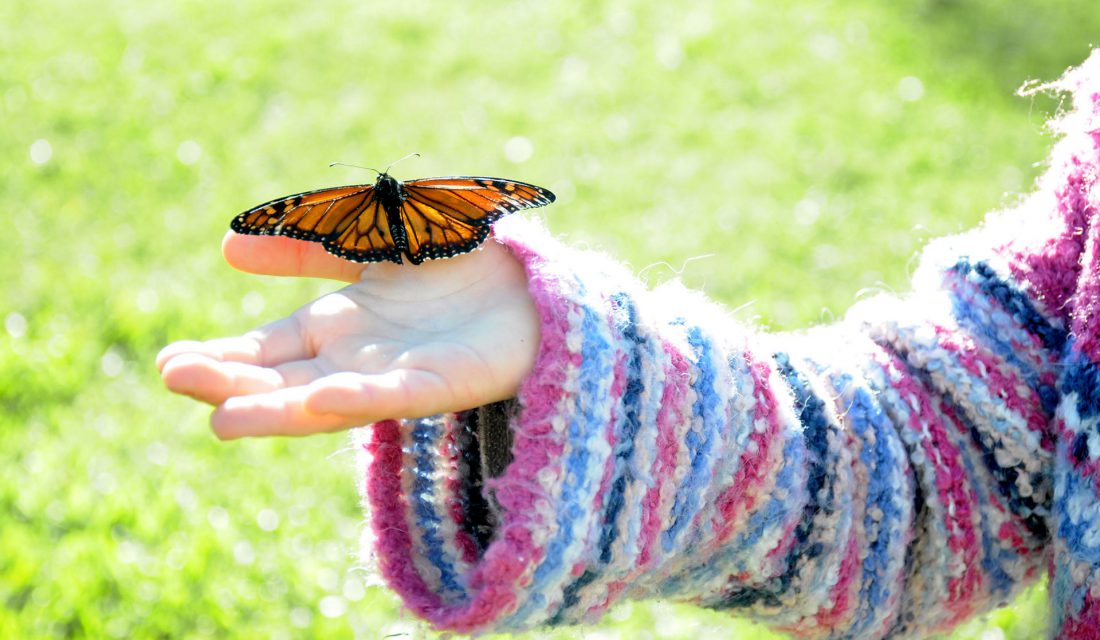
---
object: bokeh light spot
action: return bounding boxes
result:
[101,348,125,378]
[257,508,279,531]
[898,76,925,102]
[5,312,27,338]
[29,139,52,165]
[319,595,347,618]
[503,136,533,163]
[207,506,230,529]
[176,139,202,165]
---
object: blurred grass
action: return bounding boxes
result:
[1,0,1096,637]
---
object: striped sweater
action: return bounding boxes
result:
[353,51,1100,638]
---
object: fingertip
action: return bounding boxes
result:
[223,231,367,282]
[156,340,204,372]
[161,352,226,398]
[221,231,271,273]
[210,406,241,441]
[210,394,262,440]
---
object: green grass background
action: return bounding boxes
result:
[2,0,1097,637]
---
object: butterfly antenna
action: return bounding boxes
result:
[328,161,382,175]
[383,152,421,175]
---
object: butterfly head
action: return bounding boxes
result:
[374,172,405,202]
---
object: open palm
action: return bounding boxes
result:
[157,233,539,439]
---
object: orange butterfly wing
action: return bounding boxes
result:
[399,177,555,264]
[230,185,404,264]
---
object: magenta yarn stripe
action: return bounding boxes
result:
[930,397,989,624]
[710,350,784,547]
[867,348,983,628]
[476,264,586,624]
[928,326,1051,551]
[933,325,1050,445]
[442,424,479,565]
[364,420,448,615]
[816,535,861,628]
[636,338,692,569]
[1063,125,1100,362]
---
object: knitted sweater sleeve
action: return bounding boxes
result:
[352,51,1100,638]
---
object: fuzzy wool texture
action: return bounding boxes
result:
[352,50,1100,638]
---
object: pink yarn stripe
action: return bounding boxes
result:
[815,536,861,628]
[711,352,783,547]
[1070,212,1100,361]
[874,350,984,624]
[442,425,479,565]
[364,420,447,615]
[926,325,1045,554]
[1060,591,1100,639]
[933,398,986,625]
[932,325,1051,446]
[636,341,691,568]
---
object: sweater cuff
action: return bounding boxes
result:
[353,218,630,633]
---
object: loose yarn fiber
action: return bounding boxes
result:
[354,50,1100,638]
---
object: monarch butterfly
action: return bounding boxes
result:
[230,167,555,265]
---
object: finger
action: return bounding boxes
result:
[303,370,460,422]
[155,315,309,372]
[209,369,483,439]
[210,386,359,439]
[161,354,328,405]
[222,231,367,283]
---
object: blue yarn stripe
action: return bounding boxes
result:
[950,260,1066,352]
[505,280,614,625]
[948,279,1043,385]
[1064,344,1100,420]
[550,292,644,623]
[1055,347,1100,564]
[663,325,722,551]
[947,260,1063,414]
[776,353,834,560]
[410,417,465,597]
[1055,459,1100,564]
[654,349,791,599]
[887,340,1049,540]
[598,293,646,562]
[937,394,1019,596]
[712,430,808,609]
[715,352,830,608]
[828,373,900,633]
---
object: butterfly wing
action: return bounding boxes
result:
[399,177,555,264]
[230,185,405,264]
[320,191,406,264]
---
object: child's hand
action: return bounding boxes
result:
[156,233,540,439]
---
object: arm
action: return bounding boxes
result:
[353,51,1100,637]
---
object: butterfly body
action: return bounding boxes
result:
[372,173,411,254]
[231,172,554,265]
